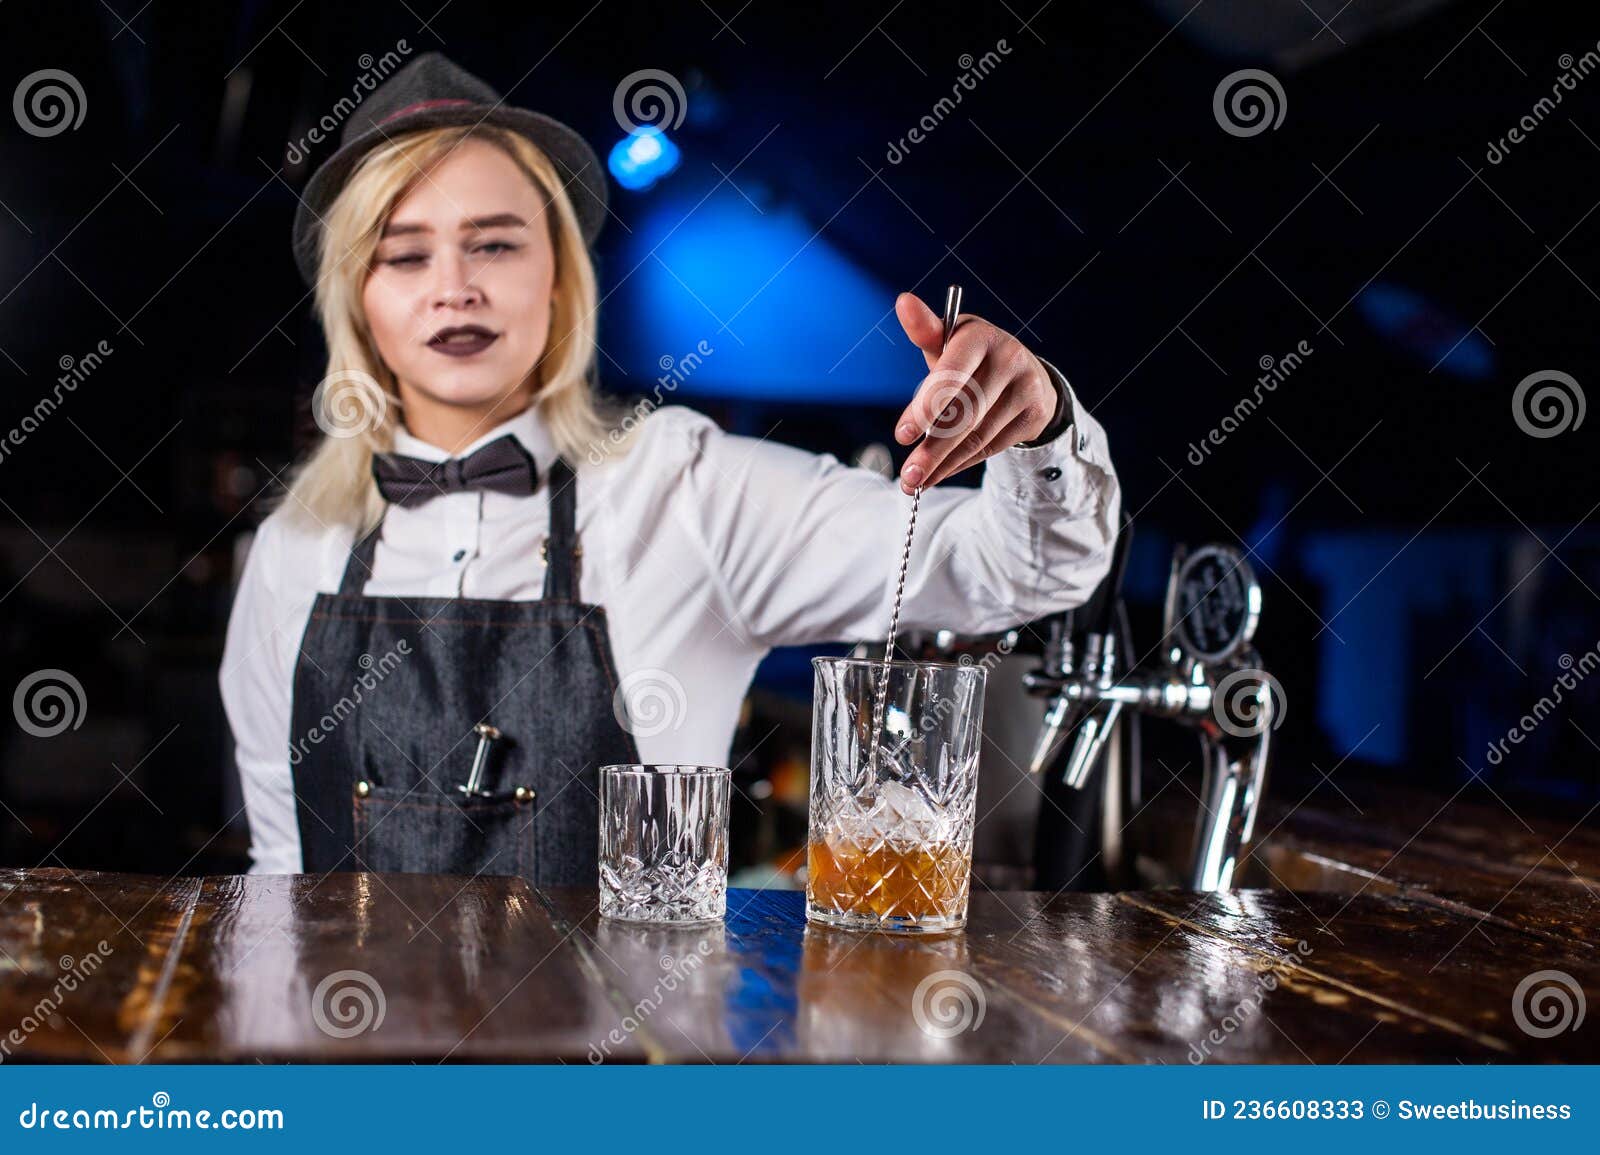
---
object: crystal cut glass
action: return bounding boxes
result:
[599,764,731,923]
[806,657,987,933]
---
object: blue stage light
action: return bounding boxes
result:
[609,129,681,191]
[611,186,909,403]
[1356,282,1493,379]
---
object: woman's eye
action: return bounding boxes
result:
[378,241,516,269]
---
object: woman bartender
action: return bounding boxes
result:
[219,52,1121,885]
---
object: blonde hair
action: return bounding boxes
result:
[276,124,625,534]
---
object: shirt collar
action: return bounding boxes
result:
[391,402,557,480]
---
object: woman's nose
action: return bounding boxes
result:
[431,251,484,308]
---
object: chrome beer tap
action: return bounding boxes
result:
[1023,535,1276,891]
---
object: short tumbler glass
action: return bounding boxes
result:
[806,656,987,934]
[599,764,731,923]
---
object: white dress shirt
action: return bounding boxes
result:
[219,360,1120,873]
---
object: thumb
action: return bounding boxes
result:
[895,291,944,370]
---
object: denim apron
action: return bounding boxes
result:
[288,458,640,887]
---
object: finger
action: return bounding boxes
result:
[893,328,992,444]
[900,362,1026,490]
[915,386,1033,489]
[894,292,945,367]
[922,408,1041,488]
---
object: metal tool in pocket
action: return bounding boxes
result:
[458,722,502,798]
[456,722,537,804]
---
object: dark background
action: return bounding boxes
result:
[0,0,1594,879]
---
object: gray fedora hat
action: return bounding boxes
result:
[291,51,608,286]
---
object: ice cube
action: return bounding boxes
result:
[876,779,940,828]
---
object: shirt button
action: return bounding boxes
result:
[1040,466,1063,482]
[452,549,467,562]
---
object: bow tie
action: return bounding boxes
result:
[371,434,539,508]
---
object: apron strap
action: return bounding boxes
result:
[338,521,383,595]
[542,457,580,601]
[336,456,581,599]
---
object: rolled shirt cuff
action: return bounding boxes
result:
[991,355,1115,516]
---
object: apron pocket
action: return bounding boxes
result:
[351,781,537,883]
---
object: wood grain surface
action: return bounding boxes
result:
[3,847,1593,1063]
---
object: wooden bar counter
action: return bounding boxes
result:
[2,788,1595,1063]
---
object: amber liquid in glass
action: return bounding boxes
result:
[807,833,972,922]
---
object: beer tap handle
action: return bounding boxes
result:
[1061,698,1124,790]
[1028,692,1089,777]
[1188,689,1275,890]
[1026,515,1133,783]
[1044,609,1075,675]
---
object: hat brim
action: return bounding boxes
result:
[291,104,609,287]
